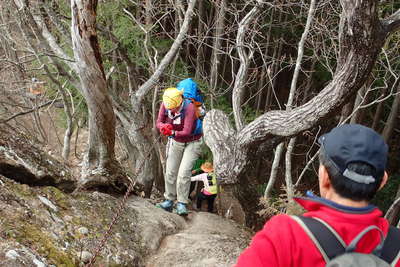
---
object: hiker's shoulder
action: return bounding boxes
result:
[265,214,295,224]
[260,214,299,233]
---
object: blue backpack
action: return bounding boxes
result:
[176,78,206,135]
[177,78,204,103]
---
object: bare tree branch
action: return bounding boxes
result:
[382,8,400,33]
[205,0,391,186]
[13,0,78,73]
[238,0,388,149]
[232,0,264,131]
[266,0,317,199]
[385,196,400,224]
[133,0,198,108]
[1,99,60,123]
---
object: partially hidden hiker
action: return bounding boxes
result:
[191,162,218,213]
[236,124,400,267]
[156,85,203,216]
[191,158,206,176]
[189,158,206,201]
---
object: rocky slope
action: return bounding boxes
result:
[0,125,253,266]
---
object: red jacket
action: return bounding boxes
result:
[236,192,400,267]
[156,102,202,143]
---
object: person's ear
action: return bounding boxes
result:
[319,165,331,197]
[378,171,388,191]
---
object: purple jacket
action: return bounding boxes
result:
[156,102,202,143]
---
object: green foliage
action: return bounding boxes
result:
[170,60,192,80]
[202,145,213,163]
[213,96,234,122]
[17,224,76,266]
[314,61,333,86]
[257,186,304,218]
[54,0,70,18]
[243,104,258,124]
[255,183,269,196]
[379,2,400,18]
[97,0,174,71]
[371,173,400,213]
[42,186,71,210]
[113,17,148,65]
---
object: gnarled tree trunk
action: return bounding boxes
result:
[71,0,126,190]
[204,0,399,227]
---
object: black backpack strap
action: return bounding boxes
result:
[293,216,400,265]
[291,216,346,262]
[381,226,400,265]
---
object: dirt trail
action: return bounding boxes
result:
[145,210,252,267]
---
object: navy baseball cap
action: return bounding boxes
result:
[318,124,388,184]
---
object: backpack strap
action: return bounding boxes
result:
[346,225,385,255]
[182,99,203,135]
[165,99,189,119]
[291,215,345,262]
[381,226,400,265]
[292,216,400,265]
[179,98,192,118]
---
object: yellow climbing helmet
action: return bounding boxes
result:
[163,87,183,109]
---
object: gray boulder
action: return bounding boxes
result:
[0,176,252,266]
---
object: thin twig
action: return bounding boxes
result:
[1,98,61,123]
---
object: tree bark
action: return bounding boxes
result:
[10,0,86,161]
[264,11,286,112]
[372,77,399,130]
[43,66,74,161]
[268,0,317,201]
[232,0,264,131]
[209,0,226,107]
[264,142,284,198]
[195,0,205,80]
[372,86,389,131]
[256,8,275,116]
[71,0,123,189]
[145,0,153,25]
[339,95,355,123]
[204,0,393,226]
[382,81,400,142]
[350,76,373,124]
[283,0,316,201]
[385,194,400,226]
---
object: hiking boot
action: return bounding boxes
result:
[156,200,174,212]
[176,202,188,216]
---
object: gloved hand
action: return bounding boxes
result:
[160,124,173,136]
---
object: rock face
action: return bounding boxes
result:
[0,126,75,192]
[0,176,252,266]
[0,124,253,266]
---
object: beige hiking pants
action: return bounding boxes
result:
[164,138,203,204]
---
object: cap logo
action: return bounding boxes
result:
[342,169,376,184]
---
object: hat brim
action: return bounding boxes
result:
[317,134,325,145]
[201,166,213,173]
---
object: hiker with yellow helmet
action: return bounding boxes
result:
[156,87,203,216]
